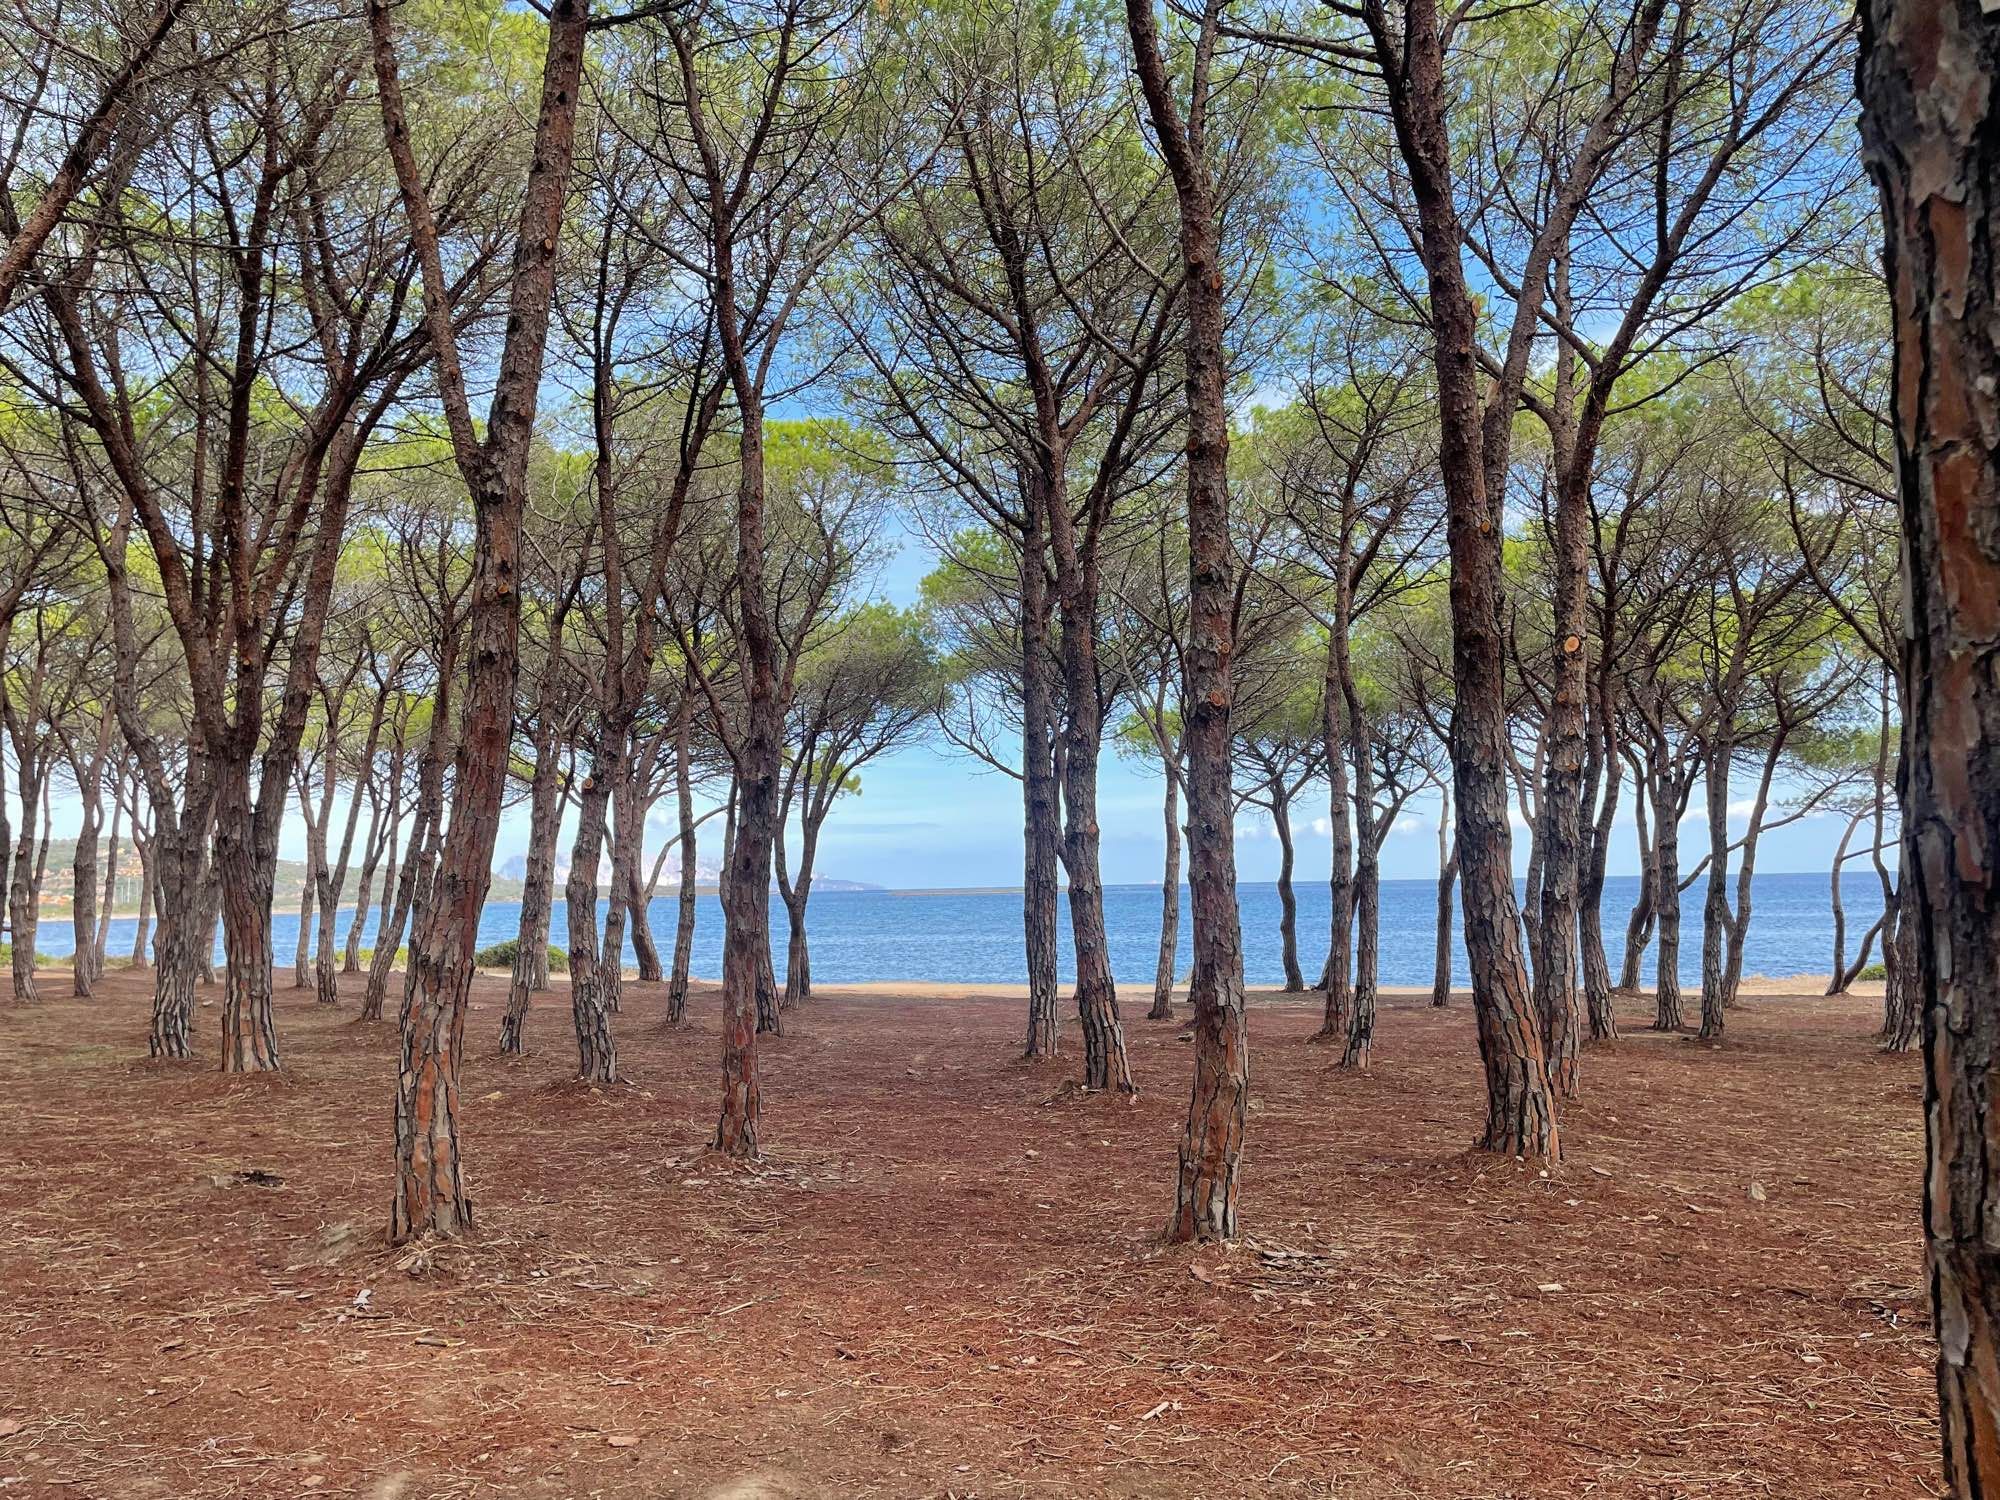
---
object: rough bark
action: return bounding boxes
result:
[1341,745,1381,1070]
[620,769,662,984]
[370,0,590,1241]
[1127,0,1249,1240]
[1653,769,1685,1031]
[1697,739,1733,1041]
[714,392,778,1155]
[1316,616,1354,1040]
[69,707,115,996]
[1580,715,1621,1041]
[1019,523,1062,1059]
[1374,0,1558,1159]
[1857,5,2000,1483]
[563,758,619,1084]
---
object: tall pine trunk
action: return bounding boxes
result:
[8,761,44,1002]
[1579,716,1621,1041]
[1858,5,2000,1481]
[1653,771,1684,1031]
[146,806,209,1060]
[502,734,566,1053]
[1019,525,1061,1059]
[1272,788,1303,992]
[1316,632,1354,1039]
[1825,806,1866,993]
[1697,740,1733,1040]
[1126,0,1250,1238]
[1618,780,1657,993]
[565,757,620,1083]
[1149,767,1180,1020]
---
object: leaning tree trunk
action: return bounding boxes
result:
[1271,787,1304,994]
[364,770,438,1024]
[317,729,381,1007]
[1149,768,1181,1020]
[616,772,662,984]
[1619,773,1656,991]
[1440,359,1557,1149]
[1043,455,1131,1092]
[1580,727,1621,1042]
[1124,0,1250,1237]
[372,0,589,1245]
[1858,8,2000,1484]
[1061,702,1131,1091]
[1826,806,1866,993]
[600,771,632,1022]
[1721,746,1782,1016]
[564,755,620,1084]
[501,744,565,1053]
[344,800,383,973]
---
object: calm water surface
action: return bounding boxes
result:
[41,871,1881,989]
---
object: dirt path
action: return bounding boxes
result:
[0,970,1935,1497]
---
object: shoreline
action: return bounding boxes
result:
[13,951,1884,1001]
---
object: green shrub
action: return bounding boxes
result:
[0,944,65,967]
[472,938,568,973]
[1857,963,1887,982]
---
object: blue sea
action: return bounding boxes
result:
[34,871,1881,989]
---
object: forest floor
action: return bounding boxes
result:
[0,969,1936,1498]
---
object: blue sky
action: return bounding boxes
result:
[31,511,1864,893]
[712,513,1861,892]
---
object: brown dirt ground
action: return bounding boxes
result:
[0,968,1937,1499]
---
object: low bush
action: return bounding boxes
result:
[472,939,568,973]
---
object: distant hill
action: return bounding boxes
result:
[496,845,879,895]
[31,838,523,917]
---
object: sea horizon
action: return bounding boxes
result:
[26,871,1886,990]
